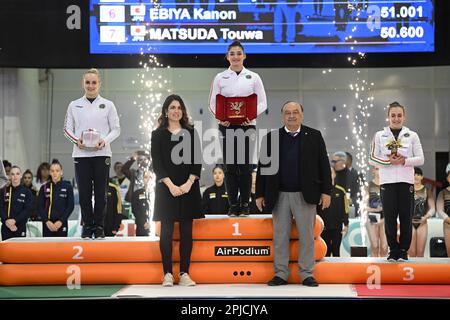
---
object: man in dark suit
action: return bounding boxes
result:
[256,101,332,287]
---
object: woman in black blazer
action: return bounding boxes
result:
[151,94,203,287]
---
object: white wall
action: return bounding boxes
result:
[1,66,449,185]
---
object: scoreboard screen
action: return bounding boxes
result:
[89,0,435,54]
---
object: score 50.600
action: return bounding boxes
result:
[380,26,424,39]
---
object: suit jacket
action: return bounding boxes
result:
[255,125,332,212]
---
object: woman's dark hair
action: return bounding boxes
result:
[36,162,50,183]
[157,94,192,129]
[414,167,423,176]
[227,41,245,53]
[388,101,405,115]
[21,169,33,185]
[2,160,12,169]
[23,169,33,177]
[50,159,63,170]
[212,164,225,173]
[225,41,245,60]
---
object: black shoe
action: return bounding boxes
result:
[228,204,240,217]
[267,276,288,286]
[302,277,319,287]
[239,203,250,217]
[387,251,399,262]
[94,226,105,240]
[398,250,408,262]
[81,226,94,239]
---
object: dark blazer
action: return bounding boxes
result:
[151,127,203,222]
[37,180,74,223]
[202,184,229,215]
[255,125,332,212]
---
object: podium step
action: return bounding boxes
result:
[0,237,327,263]
[1,258,449,286]
[156,215,324,240]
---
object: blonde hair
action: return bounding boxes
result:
[83,68,101,81]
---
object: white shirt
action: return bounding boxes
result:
[284,126,301,137]
[64,95,121,158]
[208,67,267,125]
[369,126,424,185]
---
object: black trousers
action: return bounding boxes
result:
[322,228,342,257]
[1,224,26,240]
[160,220,193,274]
[42,221,68,237]
[219,125,256,207]
[135,215,149,236]
[334,2,350,30]
[314,0,323,14]
[380,182,414,253]
[74,156,110,228]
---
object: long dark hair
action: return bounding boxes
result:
[157,94,192,129]
[36,162,50,183]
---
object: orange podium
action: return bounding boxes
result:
[1,215,449,286]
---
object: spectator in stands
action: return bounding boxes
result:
[21,169,39,221]
[34,162,50,191]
